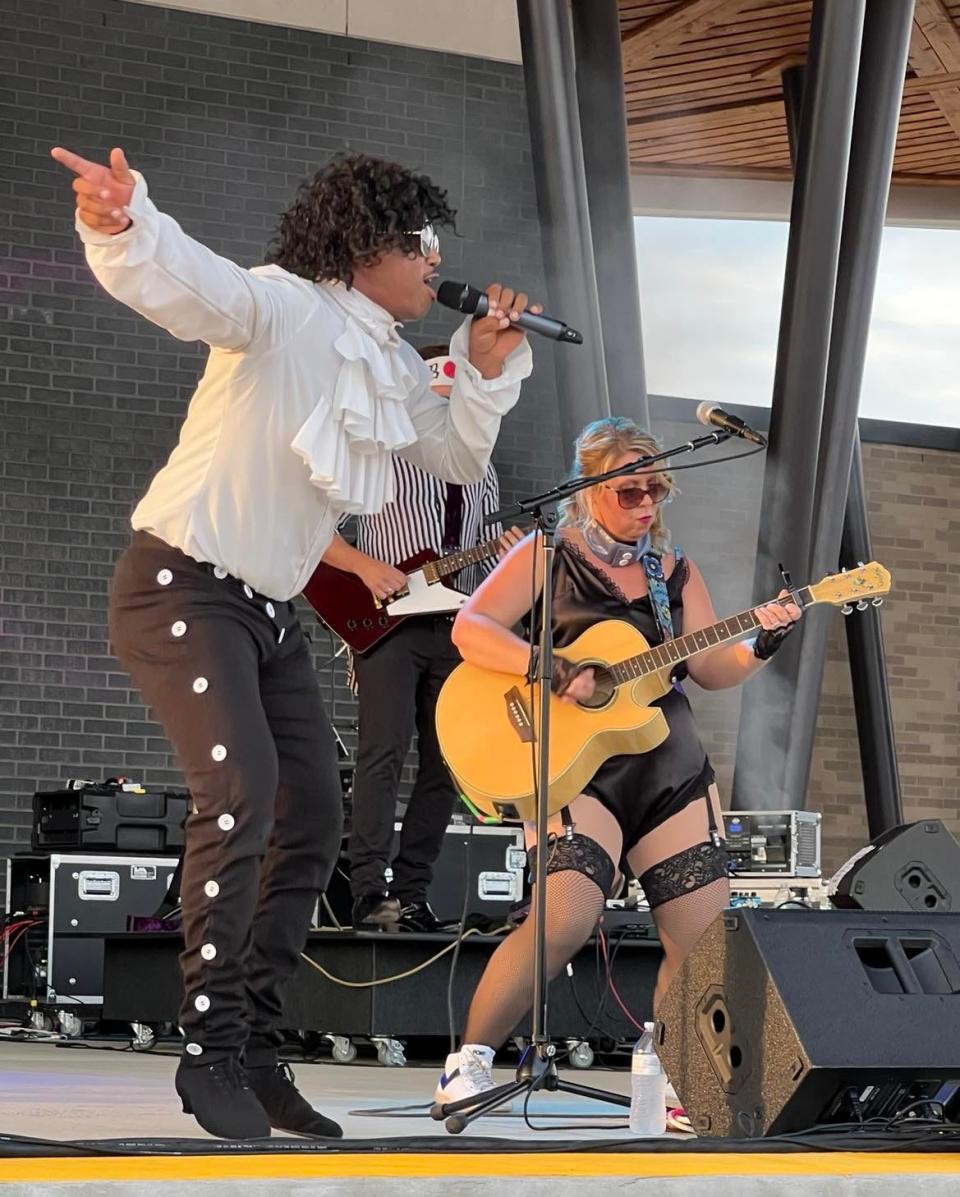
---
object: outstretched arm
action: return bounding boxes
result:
[51,146,290,351]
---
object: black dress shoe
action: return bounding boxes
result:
[352,892,400,929]
[174,1057,271,1140]
[395,900,442,933]
[247,1062,343,1138]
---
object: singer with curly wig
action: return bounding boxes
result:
[51,142,538,1140]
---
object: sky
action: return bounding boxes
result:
[633,216,960,429]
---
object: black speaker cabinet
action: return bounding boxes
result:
[656,908,960,1138]
[831,820,960,913]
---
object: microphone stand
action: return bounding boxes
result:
[432,430,734,1134]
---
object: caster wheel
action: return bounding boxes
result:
[376,1043,405,1067]
[58,1012,83,1039]
[330,1037,357,1064]
[445,1114,467,1134]
[568,1040,594,1069]
[130,1022,156,1052]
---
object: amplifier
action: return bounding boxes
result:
[723,809,821,877]
[3,852,179,1004]
[320,821,527,928]
[729,876,829,910]
[32,784,189,854]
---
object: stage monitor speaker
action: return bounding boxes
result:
[655,908,960,1138]
[830,820,960,913]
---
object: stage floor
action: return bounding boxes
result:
[3,1040,960,1196]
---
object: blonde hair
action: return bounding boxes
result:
[558,416,675,553]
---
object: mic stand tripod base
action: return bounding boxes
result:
[430,1046,631,1136]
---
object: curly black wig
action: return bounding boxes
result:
[266,153,457,287]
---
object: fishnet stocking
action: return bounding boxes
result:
[462,868,606,1049]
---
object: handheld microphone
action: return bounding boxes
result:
[436,281,583,345]
[696,402,767,447]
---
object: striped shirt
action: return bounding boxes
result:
[349,456,503,595]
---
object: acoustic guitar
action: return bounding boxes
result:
[303,536,502,654]
[435,563,891,821]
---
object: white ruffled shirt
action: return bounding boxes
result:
[75,173,532,600]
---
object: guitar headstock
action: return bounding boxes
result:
[808,562,891,607]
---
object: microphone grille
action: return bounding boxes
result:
[436,281,482,315]
[695,401,718,426]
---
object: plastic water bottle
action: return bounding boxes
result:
[629,1021,667,1136]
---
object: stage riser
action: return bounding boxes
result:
[101,931,660,1040]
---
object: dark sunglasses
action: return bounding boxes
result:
[602,479,671,509]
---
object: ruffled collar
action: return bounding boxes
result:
[321,281,403,349]
[289,282,420,515]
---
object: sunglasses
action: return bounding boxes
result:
[603,479,671,509]
[404,223,440,258]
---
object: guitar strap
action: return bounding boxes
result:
[640,546,680,642]
[641,546,684,693]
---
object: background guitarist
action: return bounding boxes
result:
[435,415,802,1107]
[322,344,523,932]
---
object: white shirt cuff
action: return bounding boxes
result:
[448,317,534,401]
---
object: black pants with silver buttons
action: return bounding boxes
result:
[109,533,343,1064]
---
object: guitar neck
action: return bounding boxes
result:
[426,536,502,581]
[608,587,815,684]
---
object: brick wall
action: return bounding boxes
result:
[660,429,960,875]
[0,0,558,868]
[1,0,957,885]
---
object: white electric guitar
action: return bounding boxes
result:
[302,536,502,653]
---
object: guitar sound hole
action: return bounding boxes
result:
[576,665,615,710]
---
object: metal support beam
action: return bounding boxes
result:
[840,443,904,838]
[570,0,650,430]
[783,0,913,819]
[732,0,865,811]
[516,0,610,464]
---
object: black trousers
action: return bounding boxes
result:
[348,616,460,903]
[109,533,343,1065]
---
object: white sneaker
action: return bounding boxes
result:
[434,1045,497,1105]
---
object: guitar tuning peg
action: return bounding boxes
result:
[841,603,853,615]
[872,597,883,607]
[857,600,868,611]
[841,567,848,573]
[857,561,865,568]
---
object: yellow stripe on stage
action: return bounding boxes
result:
[1,1151,960,1184]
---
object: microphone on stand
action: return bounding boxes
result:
[436,280,583,345]
[696,402,768,447]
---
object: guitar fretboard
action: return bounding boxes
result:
[425,536,502,581]
[608,587,813,684]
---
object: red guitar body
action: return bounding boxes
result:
[302,549,442,654]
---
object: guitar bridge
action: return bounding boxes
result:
[505,686,535,744]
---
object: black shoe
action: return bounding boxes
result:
[175,1057,271,1140]
[247,1062,343,1138]
[352,892,400,929]
[395,900,442,933]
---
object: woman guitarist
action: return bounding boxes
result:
[436,416,802,1105]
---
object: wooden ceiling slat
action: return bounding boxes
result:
[909,0,960,139]
[616,0,960,185]
[621,0,745,71]
[630,122,786,152]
